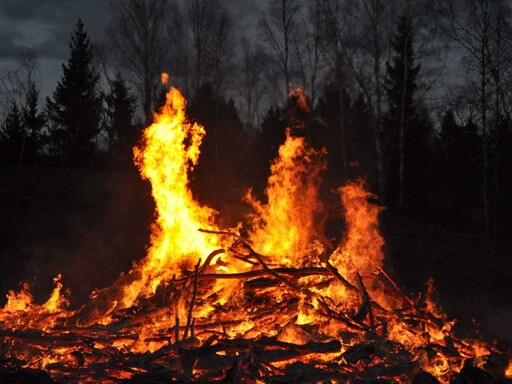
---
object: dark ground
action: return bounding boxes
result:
[0,166,510,342]
[0,166,153,305]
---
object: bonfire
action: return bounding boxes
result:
[0,78,510,384]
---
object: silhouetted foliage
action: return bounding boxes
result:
[255,90,316,181]
[21,84,45,165]
[188,83,252,181]
[103,75,138,171]
[0,83,45,167]
[257,105,287,177]
[433,112,482,230]
[494,120,512,237]
[315,83,375,186]
[383,12,433,214]
[45,19,102,168]
[2,0,512,242]
[0,103,23,166]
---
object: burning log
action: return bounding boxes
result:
[0,244,507,383]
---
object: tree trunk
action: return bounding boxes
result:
[492,9,504,236]
[480,45,490,235]
[338,64,348,181]
[282,0,291,96]
[372,0,385,201]
[398,15,410,210]
[19,130,26,167]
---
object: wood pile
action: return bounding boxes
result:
[0,235,510,383]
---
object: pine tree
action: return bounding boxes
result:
[188,83,250,178]
[438,109,459,159]
[0,103,23,165]
[315,82,352,182]
[383,12,430,212]
[104,75,136,169]
[22,84,45,165]
[46,19,102,168]
[256,104,290,181]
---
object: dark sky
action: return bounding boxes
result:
[0,0,262,98]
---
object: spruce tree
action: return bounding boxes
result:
[438,109,459,159]
[188,83,250,179]
[385,14,420,131]
[384,12,431,212]
[104,75,136,170]
[257,105,287,178]
[22,84,45,165]
[0,103,23,165]
[46,19,102,168]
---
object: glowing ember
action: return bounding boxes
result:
[0,274,70,330]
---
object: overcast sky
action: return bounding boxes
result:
[0,0,262,99]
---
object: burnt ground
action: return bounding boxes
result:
[0,166,511,342]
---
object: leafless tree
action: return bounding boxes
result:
[443,0,512,234]
[0,55,40,114]
[259,0,302,101]
[321,0,355,180]
[0,55,41,166]
[238,40,267,131]
[294,0,329,108]
[109,0,172,123]
[184,0,234,93]
[344,0,392,198]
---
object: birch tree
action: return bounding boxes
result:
[345,0,391,198]
[444,0,512,234]
[259,0,302,101]
[322,0,354,180]
[184,0,234,93]
[238,40,267,131]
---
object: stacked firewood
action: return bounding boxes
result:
[0,235,510,383]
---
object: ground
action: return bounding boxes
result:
[0,166,510,342]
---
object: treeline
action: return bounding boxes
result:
[1,0,512,238]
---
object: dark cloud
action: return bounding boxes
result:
[0,0,109,60]
[0,0,263,60]
[0,1,39,21]
[0,26,28,58]
[0,0,261,97]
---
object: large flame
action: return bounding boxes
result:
[123,83,219,307]
[332,181,384,279]
[246,129,325,264]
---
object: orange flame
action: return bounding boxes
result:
[506,359,512,377]
[161,72,170,85]
[122,84,219,307]
[332,181,384,280]
[289,87,310,112]
[0,274,70,330]
[246,129,325,264]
